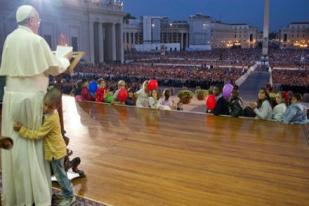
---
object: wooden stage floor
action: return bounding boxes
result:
[62,96,309,206]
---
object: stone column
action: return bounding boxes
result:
[128,32,132,50]
[93,22,99,64]
[116,23,124,63]
[262,0,270,57]
[111,23,116,61]
[103,23,111,63]
[133,32,136,49]
[180,33,184,50]
[123,32,127,51]
[89,21,95,63]
[98,23,104,64]
[186,33,190,48]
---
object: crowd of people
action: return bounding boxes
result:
[269,48,309,68]
[272,69,309,93]
[124,48,309,94]
[69,79,182,110]
[126,48,261,67]
[59,63,243,91]
[59,48,309,124]
[68,76,308,125]
[125,48,309,68]
[206,85,308,124]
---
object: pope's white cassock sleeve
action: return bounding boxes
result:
[0,26,69,206]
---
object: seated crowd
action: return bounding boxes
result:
[126,48,261,67]
[57,63,243,94]
[126,48,309,69]
[74,64,243,83]
[67,74,308,125]
[59,47,309,125]
[206,85,308,124]
[71,79,181,111]
[272,69,309,94]
[269,48,309,68]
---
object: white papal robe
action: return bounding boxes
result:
[0,26,69,206]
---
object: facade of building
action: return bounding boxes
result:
[211,22,258,49]
[123,13,258,52]
[160,19,189,51]
[1,1,308,66]
[279,22,309,49]
[188,14,212,50]
[123,19,142,51]
[0,0,125,64]
[123,16,184,52]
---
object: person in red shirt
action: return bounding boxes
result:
[96,79,107,102]
[81,80,94,101]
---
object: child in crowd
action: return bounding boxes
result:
[112,80,126,103]
[213,85,229,116]
[205,88,216,113]
[96,79,107,102]
[149,90,159,109]
[158,89,176,110]
[136,81,149,108]
[282,93,308,124]
[213,85,222,101]
[13,88,75,206]
[250,88,272,120]
[272,92,287,122]
[229,88,244,117]
[125,89,136,106]
[81,79,94,101]
[105,90,114,103]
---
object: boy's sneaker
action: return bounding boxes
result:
[59,196,76,206]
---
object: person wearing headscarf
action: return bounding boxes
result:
[158,89,176,110]
[135,80,149,108]
[0,5,71,206]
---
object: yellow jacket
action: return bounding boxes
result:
[18,111,67,161]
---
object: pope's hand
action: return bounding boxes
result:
[65,51,73,61]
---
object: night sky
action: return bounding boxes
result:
[124,0,309,31]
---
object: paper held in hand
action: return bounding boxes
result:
[55,45,73,58]
[54,46,85,73]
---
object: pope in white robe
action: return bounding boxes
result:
[0,5,70,206]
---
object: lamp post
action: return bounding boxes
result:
[262,0,270,66]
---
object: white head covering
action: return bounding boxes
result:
[16,5,35,23]
[142,80,148,89]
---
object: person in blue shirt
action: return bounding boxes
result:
[282,93,308,124]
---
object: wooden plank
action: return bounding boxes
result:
[62,96,309,205]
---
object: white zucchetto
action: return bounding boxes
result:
[16,5,35,23]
